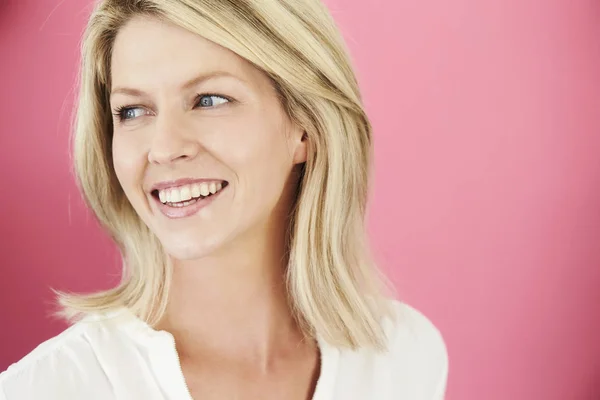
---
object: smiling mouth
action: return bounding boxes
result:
[151,181,229,208]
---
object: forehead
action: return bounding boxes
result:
[110,16,261,90]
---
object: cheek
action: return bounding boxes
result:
[209,113,291,172]
[217,118,294,209]
[112,136,146,198]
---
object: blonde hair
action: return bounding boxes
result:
[57,0,393,349]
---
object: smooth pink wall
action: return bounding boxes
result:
[1,1,599,399]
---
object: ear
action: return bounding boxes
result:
[293,131,308,164]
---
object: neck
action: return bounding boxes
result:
[155,217,308,368]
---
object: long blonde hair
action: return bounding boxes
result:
[57,0,393,349]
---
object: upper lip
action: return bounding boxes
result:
[149,178,227,193]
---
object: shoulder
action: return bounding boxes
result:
[383,299,448,397]
[0,309,135,399]
[384,299,447,357]
[332,299,448,399]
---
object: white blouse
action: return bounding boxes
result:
[0,300,448,399]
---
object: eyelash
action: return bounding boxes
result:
[112,93,232,122]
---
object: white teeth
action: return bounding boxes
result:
[199,183,209,196]
[157,181,226,204]
[191,184,201,198]
[170,189,181,203]
[180,186,191,201]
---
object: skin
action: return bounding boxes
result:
[110,16,318,399]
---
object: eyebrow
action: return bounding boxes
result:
[110,71,244,99]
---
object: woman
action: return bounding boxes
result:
[0,0,448,399]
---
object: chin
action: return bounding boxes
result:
[159,232,223,261]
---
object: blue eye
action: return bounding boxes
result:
[196,94,230,108]
[112,94,230,122]
[113,106,148,121]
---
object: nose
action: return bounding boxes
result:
[147,116,201,165]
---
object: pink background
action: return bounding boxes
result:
[1,0,600,398]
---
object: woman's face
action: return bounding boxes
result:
[110,16,307,260]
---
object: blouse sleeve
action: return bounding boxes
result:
[388,301,449,400]
[433,349,449,399]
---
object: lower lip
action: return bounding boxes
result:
[153,187,226,219]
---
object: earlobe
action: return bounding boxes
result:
[293,131,308,164]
